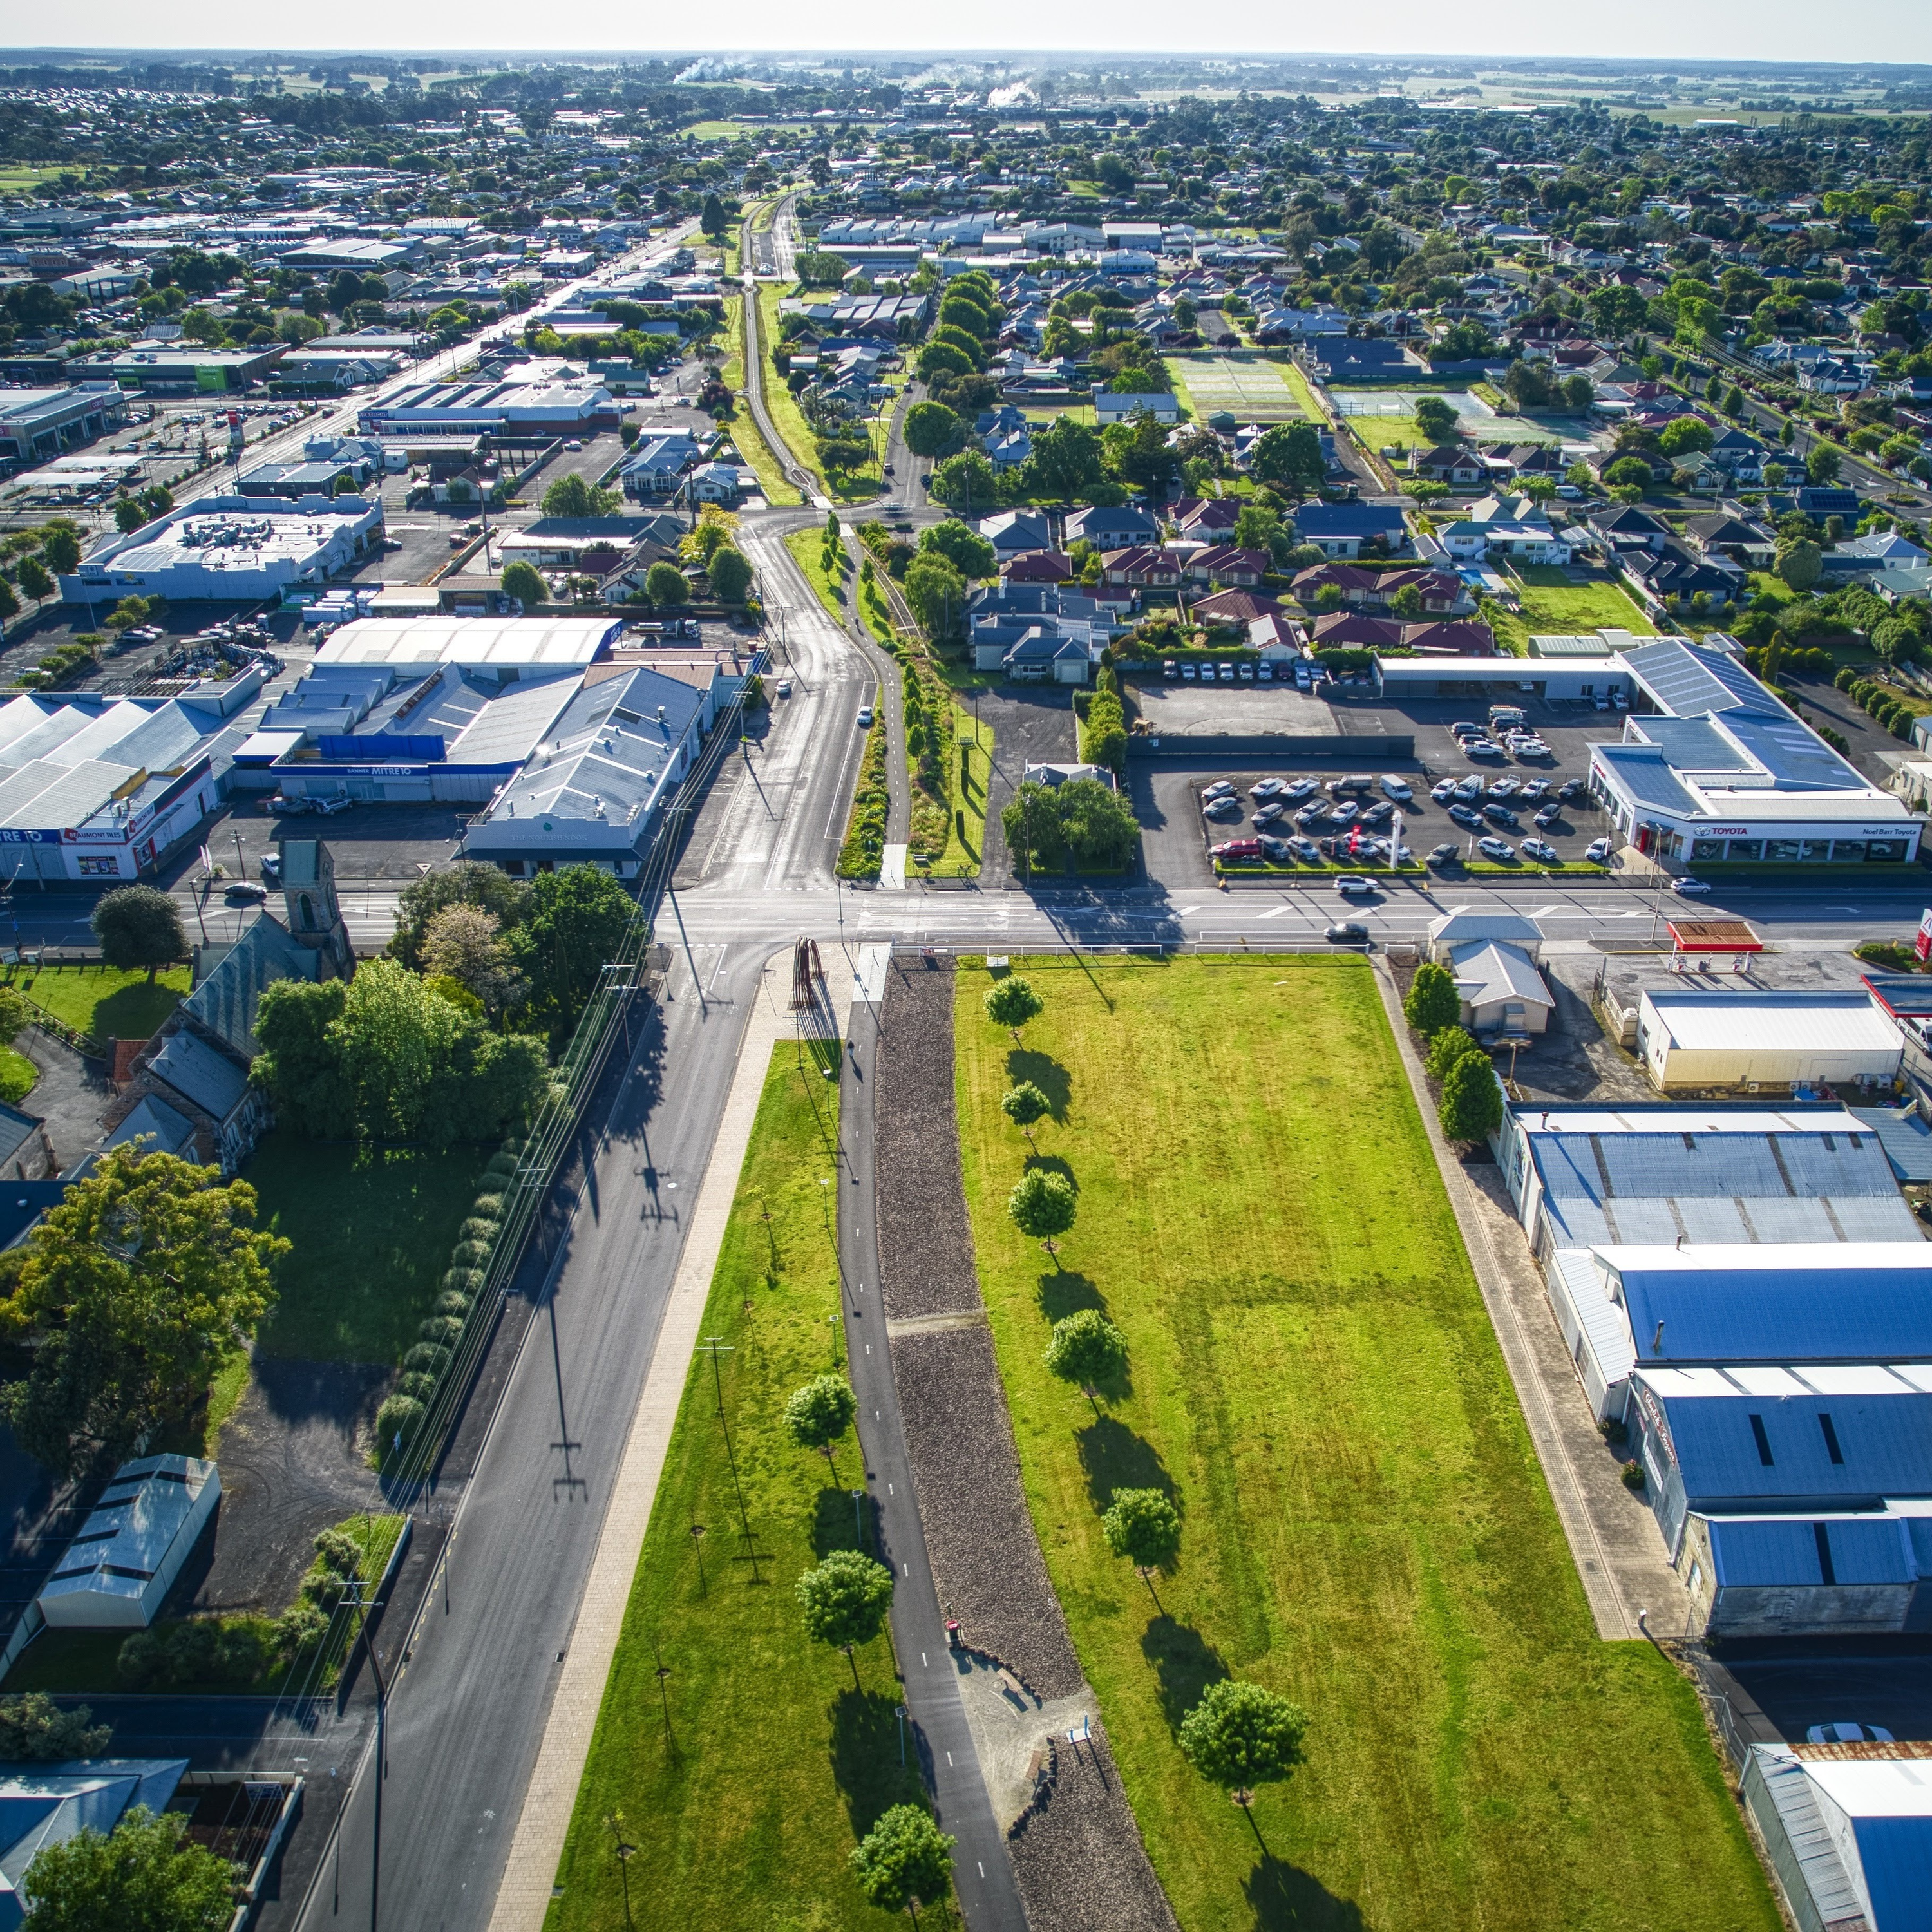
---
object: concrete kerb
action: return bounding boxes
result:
[1367,956,1689,1643]
[484,948,851,1931]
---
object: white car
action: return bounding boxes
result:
[1466,739,1504,761]
[1379,775,1413,802]
[1807,1723,1895,1744]
[1672,876,1711,896]
[1585,838,1613,864]
[1334,875,1375,896]
[1477,836,1515,861]
[1520,838,1559,863]
[1431,779,1458,804]
[1453,775,1484,800]
[1487,778,1520,799]
[858,706,875,728]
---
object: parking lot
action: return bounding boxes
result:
[1132,676,1339,735]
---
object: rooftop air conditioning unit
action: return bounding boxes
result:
[1747,1081,1761,1093]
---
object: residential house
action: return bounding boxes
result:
[1292,564,1466,612]
[1293,502,1410,560]
[1819,529,1931,582]
[978,508,1055,560]
[1094,390,1180,426]
[1448,941,1555,1036]
[1587,502,1671,556]
[1171,497,1242,542]
[1189,588,1286,629]
[1412,445,1488,487]
[1627,542,1748,606]
[998,630,1091,684]
[1063,504,1160,551]
[1305,336,1412,380]
[620,431,705,498]
[1311,612,1495,656]
[1002,551,1074,583]
[1181,545,1269,587]
[1101,547,1183,590]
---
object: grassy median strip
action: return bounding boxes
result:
[786,527,849,621]
[954,955,1779,1932]
[838,715,890,882]
[757,284,885,503]
[547,1053,923,1932]
[723,293,802,508]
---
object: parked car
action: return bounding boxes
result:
[1482,804,1520,829]
[1555,482,1582,500]
[1237,662,1255,683]
[775,678,793,699]
[1204,797,1243,821]
[1519,778,1550,800]
[1466,738,1504,760]
[1282,779,1319,802]
[1217,662,1236,683]
[1453,775,1484,800]
[1532,806,1562,829]
[1521,838,1559,863]
[1477,837,1515,861]
[1256,664,1273,683]
[311,796,352,816]
[1288,837,1321,862]
[1181,663,1198,682]
[1211,838,1263,863]
[1253,803,1286,828]
[1486,777,1520,799]
[1325,921,1370,945]
[1250,779,1287,800]
[1585,837,1613,864]
[1450,721,1484,737]
[1164,659,1179,680]
[257,853,282,885]
[1431,779,1458,804]
[1335,875,1374,896]
[1427,842,1461,868]
[1557,780,1586,802]
[1294,806,1330,829]
[1807,1723,1895,1744]
[1329,801,1361,826]
[1359,801,1396,828]
[1448,804,1484,830]
[1380,775,1413,802]
[1513,736,1553,758]
[1202,780,1235,799]
[1257,834,1292,862]
[1672,876,1712,896]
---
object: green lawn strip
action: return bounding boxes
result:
[723,297,801,508]
[838,718,890,882]
[6,1511,406,1696]
[546,1053,927,1932]
[1510,571,1657,638]
[952,956,1781,1932]
[757,285,885,503]
[904,653,974,874]
[0,1045,35,1104]
[785,528,850,621]
[858,575,897,648]
[249,1135,486,1363]
[943,707,995,879]
[4,961,189,1042]
[1280,361,1332,426]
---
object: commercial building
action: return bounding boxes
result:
[102,345,286,393]
[1549,1242,1932,1422]
[0,677,261,882]
[1448,940,1554,1036]
[1636,989,1906,1094]
[61,495,384,606]
[37,1455,220,1627]
[1496,1103,1922,1262]
[1745,1746,1932,1932]
[359,372,619,437]
[0,383,128,463]
[0,1759,191,1929]
[1593,639,1922,869]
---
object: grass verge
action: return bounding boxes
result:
[5,961,189,1043]
[785,527,849,620]
[837,716,890,882]
[248,1135,487,1363]
[757,285,885,502]
[0,1045,35,1104]
[545,1052,932,1932]
[1510,569,1657,638]
[953,955,1781,1932]
[724,295,802,508]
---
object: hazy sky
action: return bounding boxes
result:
[15,0,1931,62]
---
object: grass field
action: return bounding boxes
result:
[1280,361,1331,426]
[1171,354,1304,423]
[723,296,802,508]
[5,961,190,1043]
[545,1052,934,1932]
[953,956,1780,1932]
[1512,569,1657,639]
[248,1136,487,1363]
[0,1045,35,1104]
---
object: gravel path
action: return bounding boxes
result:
[876,958,1179,1932]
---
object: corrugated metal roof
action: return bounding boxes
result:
[1710,1515,1914,1587]
[1852,1107,1932,1183]
[1551,1248,1637,1387]
[149,1030,249,1122]
[38,1455,216,1606]
[1643,991,1901,1057]
[1749,1747,1868,1929]
[443,672,581,768]
[315,616,621,669]
[1450,940,1555,1010]
[1806,1760,1932,1927]
[1591,743,1701,815]
[1624,636,1770,717]
[1640,1376,1932,1501]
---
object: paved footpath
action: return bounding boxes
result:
[486,948,848,1929]
[1368,960,1687,1641]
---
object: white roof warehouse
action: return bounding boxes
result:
[60,495,383,606]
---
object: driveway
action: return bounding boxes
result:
[976,687,1077,887]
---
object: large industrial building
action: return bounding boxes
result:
[1635,989,1906,1094]
[59,494,384,605]
[358,370,619,438]
[0,383,128,464]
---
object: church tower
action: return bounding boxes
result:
[276,837,355,981]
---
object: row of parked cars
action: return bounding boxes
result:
[1162,658,1312,688]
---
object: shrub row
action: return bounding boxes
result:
[1079,664,1127,777]
[1837,670,1923,741]
[837,715,890,880]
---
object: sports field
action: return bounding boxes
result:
[1171,354,1305,421]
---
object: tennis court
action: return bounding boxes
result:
[1172,354,1304,421]
[1330,387,1564,444]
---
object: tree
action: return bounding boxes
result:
[542,473,618,518]
[0,1144,287,1475]
[40,527,81,575]
[1777,538,1823,592]
[904,400,966,459]
[984,976,1043,1040]
[501,560,547,609]
[420,904,523,1016]
[1806,442,1842,486]
[928,450,996,511]
[516,864,634,1045]
[1044,1307,1127,1406]
[0,1692,109,1761]
[1602,456,1654,491]
[1249,421,1325,495]
[1562,374,1595,412]
[796,1548,894,1687]
[21,1805,234,1931]
[1103,1487,1181,1605]
[1002,779,1139,875]
[1232,503,1280,554]
[389,861,531,970]
[918,519,996,580]
[784,1373,857,1484]
[1390,583,1425,620]
[1658,416,1714,459]
[1179,1680,1309,1818]
[1412,395,1459,444]
[999,1080,1050,1147]
[1438,1048,1503,1142]
[903,551,967,642]
[644,560,689,607]
[252,980,354,1137]
[113,497,148,535]
[795,249,849,288]
[1403,961,1461,1037]
[1028,416,1104,497]
[1424,1023,1481,1082]
[849,1804,954,1924]
[1008,1168,1076,1261]
[91,885,186,985]
[700,193,727,240]
[707,545,753,603]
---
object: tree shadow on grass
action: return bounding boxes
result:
[1038,1269,1106,1323]
[1077,1414,1175,1511]
[1140,1615,1227,1734]
[1005,1050,1071,1121]
[1019,1152,1077,1190]
[1247,1852,1368,1932]
[813,1482,872,1559]
[829,1685,929,1839]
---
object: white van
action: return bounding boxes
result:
[1379,775,1414,803]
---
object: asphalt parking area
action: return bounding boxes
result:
[160,799,471,893]
[1129,677,1338,735]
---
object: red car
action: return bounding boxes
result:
[1211,838,1264,863]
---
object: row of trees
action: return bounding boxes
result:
[989,979,1311,1821]
[1403,964,1505,1142]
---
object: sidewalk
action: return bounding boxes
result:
[1369,960,1689,1642]
[485,949,846,1931]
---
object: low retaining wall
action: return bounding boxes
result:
[1130,732,1415,760]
